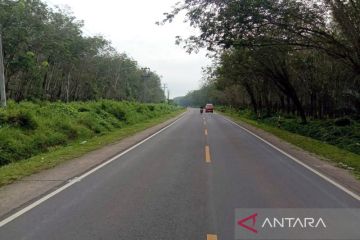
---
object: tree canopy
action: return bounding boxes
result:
[1,0,165,103]
[165,0,360,122]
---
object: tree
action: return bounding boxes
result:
[0,0,166,103]
[161,0,360,75]
[163,0,360,120]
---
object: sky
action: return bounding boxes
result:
[44,0,211,98]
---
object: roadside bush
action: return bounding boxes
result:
[7,111,38,130]
[268,118,359,154]
[99,101,127,121]
[0,112,6,125]
[0,100,179,167]
[334,117,351,127]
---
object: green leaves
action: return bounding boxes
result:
[163,0,358,71]
[165,0,360,121]
[0,0,165,103]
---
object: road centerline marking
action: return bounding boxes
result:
[205,145,211,163]
[207,234,218,240]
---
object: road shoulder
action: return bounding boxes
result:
[0,111,186,219]
[218,113,360,197]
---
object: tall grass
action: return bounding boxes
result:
[0,100,179,167]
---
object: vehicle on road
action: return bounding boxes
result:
[205,104,214,113]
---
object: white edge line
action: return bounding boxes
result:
[0,112,187,228]
[221,115,360,202]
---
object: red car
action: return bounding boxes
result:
[205,104,214,113]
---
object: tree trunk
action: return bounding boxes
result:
[243,82,258,115]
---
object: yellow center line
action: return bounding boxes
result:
[207,234,218,240]
[205,129,208,136]
[205,145,211,163]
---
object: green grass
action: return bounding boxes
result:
[0,100,184,186]
[218,108,360,179]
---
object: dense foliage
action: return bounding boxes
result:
[0,100,178,166]
[0,0,165,102]
[165,0,360,123]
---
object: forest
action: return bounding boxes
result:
[169,0,360,124]
[0,0,165,103]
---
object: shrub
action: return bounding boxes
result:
[7,111,38,130]
[334,117,351,127]
[148,105,155,111]
[56,121,79,140]
[0,100,179,167]
[0,112,5,125]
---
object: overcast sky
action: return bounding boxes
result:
[44,0,211,98]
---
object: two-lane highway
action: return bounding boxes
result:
[0,109,359,240]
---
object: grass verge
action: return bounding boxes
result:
[0,109,185,187]
[219,110,360,179]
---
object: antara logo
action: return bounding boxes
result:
[237,213,258,233]
[237,213,327,234]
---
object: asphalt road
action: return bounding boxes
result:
[0,109,359,240]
